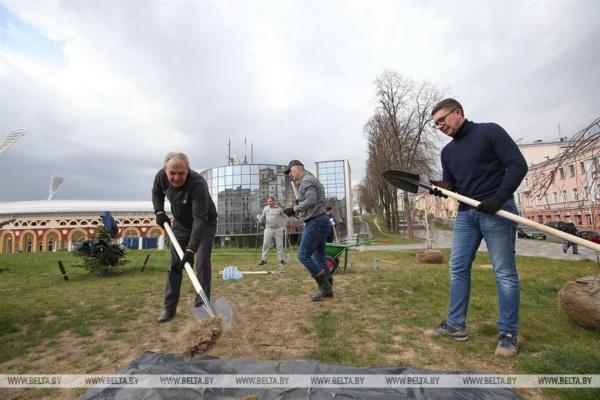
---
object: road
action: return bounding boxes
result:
[362,228,600,261]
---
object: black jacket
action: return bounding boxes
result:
[152,169,217,250]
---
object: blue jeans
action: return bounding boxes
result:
[297,216,332,277]
[165,221,216,312]
[446,199,520,335]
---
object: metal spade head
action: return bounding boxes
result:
[191,297,234,328]
[382,170,422,193]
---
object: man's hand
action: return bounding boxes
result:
[428,180,450,198]
[179,249,195,269]
[476,197,504,215]
[283,208,296,217]
[428,188,448,198]
[156,211,171,227]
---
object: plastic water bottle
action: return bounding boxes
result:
[371,257,378,272]
[222,266,243,281]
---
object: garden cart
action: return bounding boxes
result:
[325,237,379,273]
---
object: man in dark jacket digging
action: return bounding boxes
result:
[424,98,527,357]
[283,160,333,301]
[152,152,218,323]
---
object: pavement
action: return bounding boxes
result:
[362,228,600,261]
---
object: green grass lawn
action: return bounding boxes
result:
[359,214,425,244]
[0,247,599,399]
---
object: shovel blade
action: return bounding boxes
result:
[382,170,421,193]
[191,296,234,328]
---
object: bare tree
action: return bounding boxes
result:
[363,70,443,237]
[526,117,600,228]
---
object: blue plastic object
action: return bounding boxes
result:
[222,266,243,281]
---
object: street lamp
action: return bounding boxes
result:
[0,129,27,154]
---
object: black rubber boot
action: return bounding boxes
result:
[325,275,333,298]
[311,270,333,301]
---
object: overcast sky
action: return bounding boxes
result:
[0,0,598,202]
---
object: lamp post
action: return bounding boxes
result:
[0,129,27,154]
[48,176,65,200]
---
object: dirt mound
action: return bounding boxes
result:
[416,249,444,264]
[181,317,223,358]
[558,276,600,330]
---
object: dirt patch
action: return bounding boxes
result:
[181,317,223,358]
[213,293,317,359]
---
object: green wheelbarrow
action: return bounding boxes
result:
[325,243,351,274]
[325,238,380,273]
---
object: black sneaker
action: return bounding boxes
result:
[423,320,469,341]
[157,309,175,323]
[278,260,286,266]
[258,260,267,266]
[495,332,518,356]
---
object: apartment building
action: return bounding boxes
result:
[517,139,599,230]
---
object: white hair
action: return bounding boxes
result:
[164,152,190,168]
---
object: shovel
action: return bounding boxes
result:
[219,265,284,280]
[382,169,600,253]
[163,223,233,326]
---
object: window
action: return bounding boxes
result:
[580,161,586,175]
[559,168,565,179]
[572,188,578,201]
[576,215,582,224]
[562,190,568,202]
[569,165,575,177]
[553,192,558,203]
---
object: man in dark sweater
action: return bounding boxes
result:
[424,98,528,357]
[152,152,218,323]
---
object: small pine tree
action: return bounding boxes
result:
[75,226,127,276]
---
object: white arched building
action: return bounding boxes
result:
[0,200,166,254]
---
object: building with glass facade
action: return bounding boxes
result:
[200,163,296,246]
[314,159,353,237]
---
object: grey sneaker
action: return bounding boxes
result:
[258,260,267,266]
[495,332,518,357]
[423,320,469,341]
[278,260,286,266]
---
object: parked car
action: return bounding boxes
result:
[516,225,546,240]
[578,231,600,244]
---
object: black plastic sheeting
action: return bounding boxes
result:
[80,352,522,400]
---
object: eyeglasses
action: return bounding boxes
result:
[433,108,456,128]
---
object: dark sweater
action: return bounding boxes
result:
[152,169,218,250]
[441,120,527,211]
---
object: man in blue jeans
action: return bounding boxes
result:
[283,160,333,301]
[424,99,528,357]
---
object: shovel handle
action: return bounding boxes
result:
[290,180,299,200]
[436,186,600,252]
[163,223,216,317]
[218,270,278,275]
